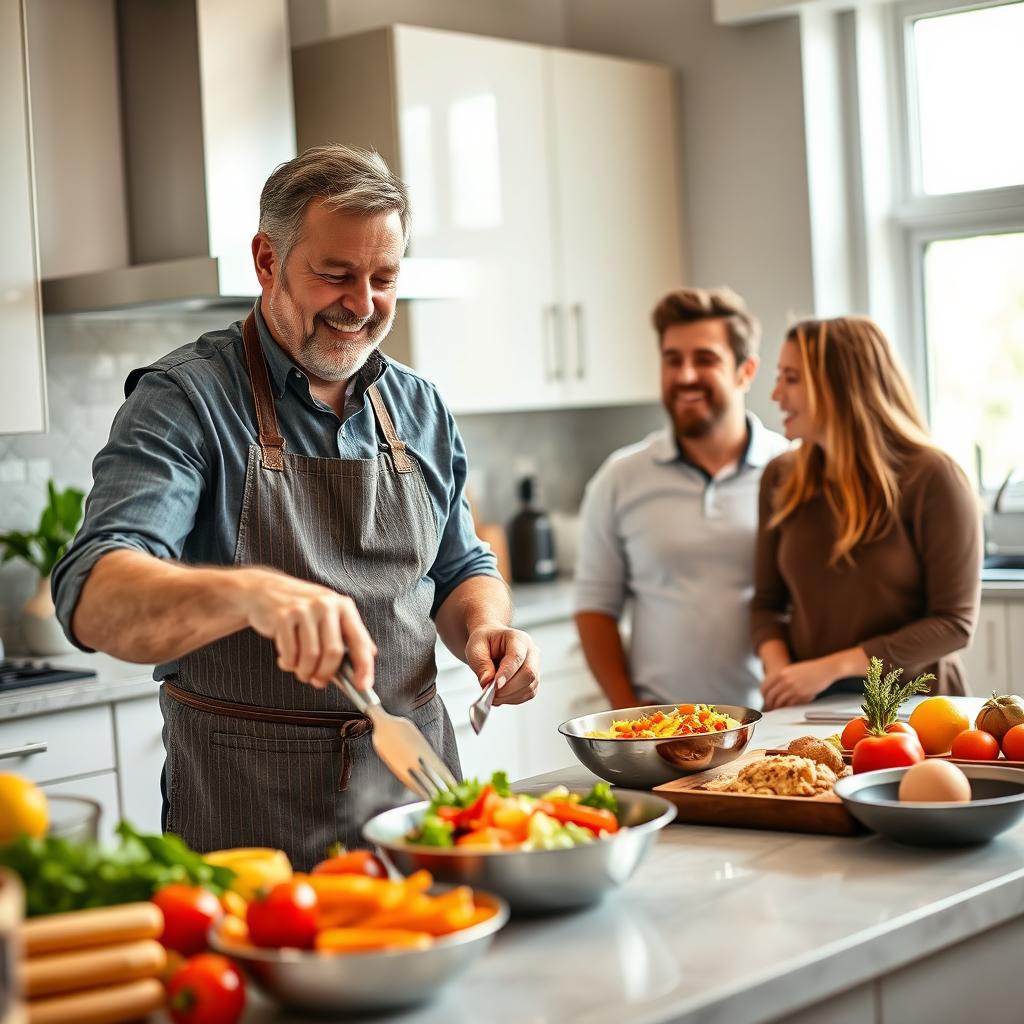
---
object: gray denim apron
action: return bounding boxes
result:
[160,313,460,870]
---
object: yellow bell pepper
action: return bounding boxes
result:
[203,847,292,901]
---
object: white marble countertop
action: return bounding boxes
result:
[229,697,1024,1024]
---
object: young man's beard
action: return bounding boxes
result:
[669,387,728,439]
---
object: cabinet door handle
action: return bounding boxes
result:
[0,741,48,760]
[569,303,586,380]
[543,304,565,381]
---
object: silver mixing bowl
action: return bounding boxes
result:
[208,887,508,1013]
[362,787,676,912]
[558,704,762,789]
[834,764,1024,847]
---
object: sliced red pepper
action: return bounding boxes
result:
[454,784,494,830]
[544,801,619,835]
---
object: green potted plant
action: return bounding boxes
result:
[0,481,84,656]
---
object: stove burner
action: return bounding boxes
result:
[0,659,97,693]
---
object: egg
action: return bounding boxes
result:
[898,759,972,803]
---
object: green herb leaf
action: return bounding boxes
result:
[580,782,618,813]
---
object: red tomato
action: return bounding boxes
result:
[851,732,925,774]
[246,880,318,950]
[1002,724,1024,761]
[842,718,915,750]
[311,849,387,878]
[152,885,222,957]
[167,953,245,1024]
[950,728,1000,761]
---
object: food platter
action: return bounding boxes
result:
[653,749,864,836]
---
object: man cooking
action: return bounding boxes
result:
[53,145,539,870]
[574,286,788,712]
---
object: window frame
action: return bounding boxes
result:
[890,0,1024,473]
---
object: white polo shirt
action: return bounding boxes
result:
[574,414,789,710]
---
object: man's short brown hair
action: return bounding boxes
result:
[652,286,760,366]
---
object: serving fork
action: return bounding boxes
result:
[333,656,458,801]
[468,680,497,735]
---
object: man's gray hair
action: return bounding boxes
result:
[259,144,411,265]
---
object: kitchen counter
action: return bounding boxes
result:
[232,699,1024,1024]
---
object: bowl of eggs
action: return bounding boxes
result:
[833,761,1024,847]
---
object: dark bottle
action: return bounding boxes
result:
[508,476,557,583]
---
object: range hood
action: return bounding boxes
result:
[35,0,455,314]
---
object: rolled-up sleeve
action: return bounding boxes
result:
[574,462,627,619]
[427,410,499,616]
[52,371,207,648]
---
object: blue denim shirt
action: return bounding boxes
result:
[53,302,499,675]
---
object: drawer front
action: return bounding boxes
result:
[0,705,115,783]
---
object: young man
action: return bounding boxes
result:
[574,286,788,711]
[53,145,539,868]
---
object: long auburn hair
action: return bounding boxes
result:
[770,316,936,565]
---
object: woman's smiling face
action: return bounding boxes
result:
[772,338,815,442]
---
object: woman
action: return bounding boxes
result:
[752,316,981,709]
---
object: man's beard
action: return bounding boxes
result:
[298,306,394,382]
[667,386,728,439]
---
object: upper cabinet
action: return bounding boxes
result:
[293,26,685,414]
[0,0,47,434]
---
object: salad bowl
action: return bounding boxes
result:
[362,785,676,912]
[559,704,762,789]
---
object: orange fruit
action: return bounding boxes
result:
[908,697,970,755]
[0,772,49,842]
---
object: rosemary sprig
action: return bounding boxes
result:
[860,656,935,735]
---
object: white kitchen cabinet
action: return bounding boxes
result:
[0,705,115,785]
[1007,603,1024,695]
[961,599,1011,696]
[292,26,683,414]
[113,692,165,835]
[0,0,47,434]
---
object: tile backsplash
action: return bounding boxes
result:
[0,312,663,651]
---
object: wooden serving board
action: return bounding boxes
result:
[654,749,864,836]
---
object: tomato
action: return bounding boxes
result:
[152,885,222,957]
[950,728,1000,761]
[1001,723,1024,761]
[311,849,387,878]
[842,718,914,750]
[167,953,245,1024]
[851,732,925,774]
[246,880,318,950]
[544,800,619,835]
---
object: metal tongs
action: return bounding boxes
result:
[333,656,458,801]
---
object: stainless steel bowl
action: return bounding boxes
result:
[46,795,101,842]
[834,764,1024,847]
[208,888,508,1013]
[558,704,762,789]
[362,787,676,912]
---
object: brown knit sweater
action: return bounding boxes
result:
[751,447,982,696]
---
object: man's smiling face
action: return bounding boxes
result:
[257,200,404,384]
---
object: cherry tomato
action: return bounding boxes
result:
[311,849,388,878]
[885,722,918,737]
[167,953,245,1024]
[152,885,222,957]
[950,728,1000,761]
[246,880,318,950]
[851,732,925,774]
[1002,724,1024,761]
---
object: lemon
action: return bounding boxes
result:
[0,772,49,842]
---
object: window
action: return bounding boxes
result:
[896,1,1024,490]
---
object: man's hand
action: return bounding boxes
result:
[464,625,540,706]
[237,568,377,690]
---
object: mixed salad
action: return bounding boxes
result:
[587,703,741,739]
[406,772,622,851]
